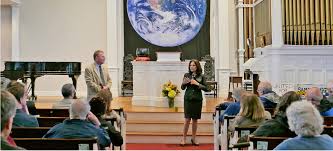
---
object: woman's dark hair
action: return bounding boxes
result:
[188,59,202,75]
[277,91,302,113]
[89,97,107,117]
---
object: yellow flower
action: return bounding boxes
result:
[166,87,171,91]
[168,90,176,98]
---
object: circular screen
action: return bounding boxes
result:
[127,0,207,47]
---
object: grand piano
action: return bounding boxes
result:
[1,61,81,100]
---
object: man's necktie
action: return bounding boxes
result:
[99,65,106,85]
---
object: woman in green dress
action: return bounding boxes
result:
[180,59,209,146]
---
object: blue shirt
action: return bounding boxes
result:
[219,101,240,122]
[43,119,111,148]
[321,108,333,116]
[274,135,333,150]
[13,109,39,127]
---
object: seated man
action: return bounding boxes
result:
[306,87,333,116]
[90,97,123,146]
[218,88,245,122]
[6,82,39,127]
[274,101,333,150]
[43,99,111,149]
[1,90,24,150]
[52,83,75,109]
[257,81,280,108]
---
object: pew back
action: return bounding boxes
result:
[36,108,69,117]
[249,136,288,150]
[37,117,67,127]
[14,137,98,150]
[11,127,51,138]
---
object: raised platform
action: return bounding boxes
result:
[35,96,226,144]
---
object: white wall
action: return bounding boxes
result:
[1,6,12,67]
[19,0,107,97]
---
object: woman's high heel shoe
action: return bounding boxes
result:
[180,139,185,146]
[191,139,199,146]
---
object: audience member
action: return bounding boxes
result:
[274,101,333,150]
[6,82,39,127]
[52,83,75,109]
[1,90,24,150]
[43,99,111,148]
[257,81,280,108]
[228,93,271,132]
[306,87,333,116]
[96,89,121,125]
[251,91,301,137]
[218,88,245,122]
[90,97,123,146]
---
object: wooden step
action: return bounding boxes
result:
[127,121,213,133]
[126,112,214,122]
[126,132,213,144]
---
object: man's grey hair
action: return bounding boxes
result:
[1,90,17,131]
[61,83,75,98]
[257,81,272,94]
[69,99,90,120]
[286,100,323,136]
[232,87,245,102]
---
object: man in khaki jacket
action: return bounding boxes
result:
[85,50,112,101]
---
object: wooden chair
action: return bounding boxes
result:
[229,76,242,92]
[202,55,218,98]
[37,117,67,127]
[207,81,218,97]
[323,116,333,126]
[11,127,51,138]
[249,136,288,150]
[36,108,69,117]
[14,137,98,150]
[121,54,134,96]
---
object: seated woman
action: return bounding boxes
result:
[228,92,271,133]
[274,101,333,150]
[89,97,123,146]
[96,89,122,126]
[251,91,301,137]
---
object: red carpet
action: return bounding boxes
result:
[126,143,214,150]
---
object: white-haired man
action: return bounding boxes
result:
[43,99,111,149]
[257,81,280,108]
[274,101,333,150]
[306,87,333,116]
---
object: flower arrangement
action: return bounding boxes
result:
[162,81,181,108]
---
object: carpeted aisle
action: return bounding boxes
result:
[126,143,214,150]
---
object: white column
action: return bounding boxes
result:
[214,0,234,97]
[107,0,124,97]
[11,3,20,60]
[237,0,245,77]
[271,0,283,48]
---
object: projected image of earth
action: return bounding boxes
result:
[127,0,207,47]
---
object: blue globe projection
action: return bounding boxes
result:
[127,0,207,47]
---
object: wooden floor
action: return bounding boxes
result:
[35,96,227,113]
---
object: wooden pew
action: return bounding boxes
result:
[37,117,67,127]
[11,127,51,138]
[36,108,69,117]
[14,137,98,150]
[249,136,288,150]
[323,126,333,137]
[323,116,333,126]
